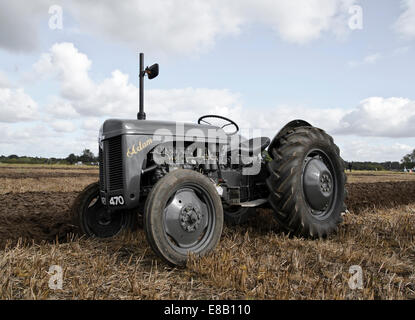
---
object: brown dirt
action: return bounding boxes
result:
[0,166,98,178]
[346,181,415,212]
[0,172,98,179]
[0,165,98,171]
[347,171,415,183]
[0,192,77,247]
[0,177,98,194]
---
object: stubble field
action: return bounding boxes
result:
[0,165,414,299]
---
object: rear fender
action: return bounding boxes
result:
[268,119,312,155]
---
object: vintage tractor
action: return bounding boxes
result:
[71,54,346,266]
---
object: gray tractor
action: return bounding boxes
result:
[71,54,346,266]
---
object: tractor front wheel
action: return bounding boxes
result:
[144,169,223,266]
[71,182,135,238]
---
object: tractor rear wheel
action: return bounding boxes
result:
[144,169,223,266]
[71,182,135,238]
[266,126,346,237]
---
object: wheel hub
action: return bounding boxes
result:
[84,193,126,238]
[164,188,210,248]
[303,156,334,212]
[180,204,202,232]
[97,210,112,226]
[320,173,332,193]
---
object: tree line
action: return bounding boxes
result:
[1,148,415,170]
[344,149,415,171]
[345,161,402,171]
[0,149,98,165]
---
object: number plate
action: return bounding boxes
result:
[109,195,125,206]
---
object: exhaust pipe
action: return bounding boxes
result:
[137,53,146,120]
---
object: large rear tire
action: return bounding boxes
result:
[71,182,135,238]
[266,126,346,237]
[144,169,223,266]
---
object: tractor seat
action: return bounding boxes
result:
[228,137,271,155]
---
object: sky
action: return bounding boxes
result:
[0,0,414,162]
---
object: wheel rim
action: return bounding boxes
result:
[84,194,125,237]
[302,149,336,219]
[163,184,215,253]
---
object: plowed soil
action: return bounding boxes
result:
[346,181,415,212]
[0,192,77,246]
[0,172,98,178]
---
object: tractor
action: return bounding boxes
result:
[71,54,346,266]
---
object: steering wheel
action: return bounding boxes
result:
[197,115,239,135]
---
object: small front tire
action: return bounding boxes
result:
[71,182,135,238]
[144,169,224,266]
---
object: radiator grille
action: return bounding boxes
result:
[99,147,105,190]
[107,136,124,191]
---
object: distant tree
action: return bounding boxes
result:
[401,149,415,169]
[80,149,95,163]
[66,153,77,164]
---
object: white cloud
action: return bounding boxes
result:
[146,88,242,123]
[364,53,382,64]
[82,118,102,132]
[244,0,356,44]
[78,70,137,117]
[238,105,345,141]
[32,43,244,120]
[0,1,50,52]
[392,46,411,56]
[335,97,415,138]
[67,0,240,54]
[44,97,79,119]
[50,120,77,133]
[335,136,414,162]
[395,0,415,39]
[33,42,94,100]
[67,0,356,52]
[0,88,38,123]
[0,122,95,157]
[348,53,382,67]
[32,43,136,117]
[0,0,357,54]
[0,71,11,88]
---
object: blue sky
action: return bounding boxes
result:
[0,0,414,161]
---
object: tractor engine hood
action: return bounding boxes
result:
[100,119,228,143]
